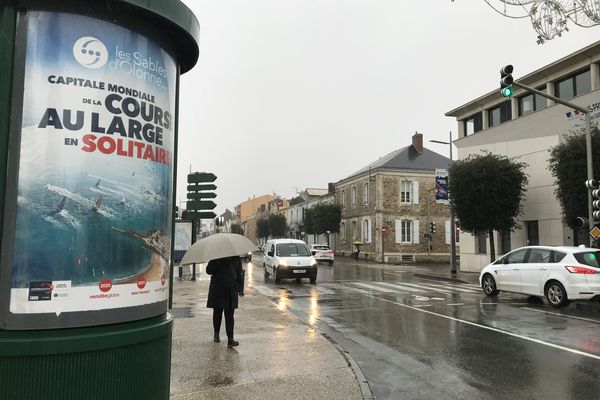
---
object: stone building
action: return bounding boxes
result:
[335,133,456,263]
[446,40,600,272]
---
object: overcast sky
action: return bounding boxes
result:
[177,0,599,216]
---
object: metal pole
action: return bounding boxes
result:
[512,80,594,247]
[585,114,595,247]
[427,191,431,262]
[191,263,196,281]
[381,228,385,263]
[449,131,458,273]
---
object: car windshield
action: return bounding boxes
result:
[574,251,600,268]
[276,243,310,257]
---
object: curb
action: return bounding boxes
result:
[250,286,374,400]
[412,273,471,284]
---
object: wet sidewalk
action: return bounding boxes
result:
[169,274,364,400]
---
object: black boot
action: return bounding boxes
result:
[227,339,239,348]
[214,333,220,343]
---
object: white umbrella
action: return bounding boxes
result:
[179,233,258,265]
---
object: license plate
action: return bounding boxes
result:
[293,269,306,274]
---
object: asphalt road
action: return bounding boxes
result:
[245,254,600,400]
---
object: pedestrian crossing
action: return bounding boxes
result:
[250,279,483,299]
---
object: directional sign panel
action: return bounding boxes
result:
[186,200,217,210]
[187,184,217,192]
[182,211,217,220]
[187,192,217,200]
[188,172,217,183]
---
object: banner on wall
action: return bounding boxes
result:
[435,169,449,204]
[8,11,177,322]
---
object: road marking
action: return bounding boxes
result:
[446,303,465,306]
[369,281,423,293]
[350,282,396,293]
[413,280,481,294]
[370,295,600,361]
[392,281,454,294]
[412,304,432,307]
[521,307,600,324]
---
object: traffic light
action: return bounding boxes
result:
[429,222,436,235]
[500,65,514,97]
[593,189,600,221]
[575,217,589,229]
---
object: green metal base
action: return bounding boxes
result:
[0,313,173,400]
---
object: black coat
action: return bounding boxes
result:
[206,257,243,310]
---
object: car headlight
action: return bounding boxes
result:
[310,259,317,266]
[279,259,287,267]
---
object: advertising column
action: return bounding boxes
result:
[0,2,199,399]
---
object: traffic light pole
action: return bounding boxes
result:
[511,81,594,246]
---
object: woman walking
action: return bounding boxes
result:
[206,256,244,348]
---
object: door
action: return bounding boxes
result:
[520,248,552,295]
[266,243,275,274]
[496,248,529,293]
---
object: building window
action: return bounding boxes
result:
[477,234,487,254]
[518,87,547,116]
[500,230,511,254]
[395,219,419,244]
[555,69,591,100]
[351,186,356,207]
[341,190,346,208]
[399,180,418,204]
[464,112,483,136]
[363,182,369,205]
[488,101,512,127]
[362,218,372,243]
[351,220,357,241]
[525,221,539,246]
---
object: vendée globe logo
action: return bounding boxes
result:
[73,36,108,69]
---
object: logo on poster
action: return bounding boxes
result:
[73,36,108,69]
[99,279,113,292]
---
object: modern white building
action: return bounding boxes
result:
[446,41,600,272]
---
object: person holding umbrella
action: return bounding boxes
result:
[179,233,257,348]
[206,256,244,348]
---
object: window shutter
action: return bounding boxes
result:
[445,220,451,244]
[395,220,402,243]
[413,220,420,244]
[368,219,372,243]
[412,181,419,204]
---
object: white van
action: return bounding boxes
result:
[263,239,317,283]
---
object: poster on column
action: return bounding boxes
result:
[9,11,176,322]
[435,169,449,204]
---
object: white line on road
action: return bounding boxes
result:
[390,281,454,294]
[368,281,423,293]
[521,307,600,324]
[413,280,481,294]
[252,285,279,297]
[350,282,396,293]
[370,295,600,361]
[446,303,465,306]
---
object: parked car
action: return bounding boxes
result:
[263,239,317,283]
[240,251,252,262]
[479,245,600,307]
[309,244,334,265]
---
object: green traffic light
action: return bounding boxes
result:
[501,86,513,97]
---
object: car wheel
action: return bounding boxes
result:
[329,261,334,266]
[545,281,569,307]
[274,269,281,284]
[482,274,499,296]
[309,276,316,284]
[264,268,269,279]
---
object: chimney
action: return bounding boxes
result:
[412,132,423,154]
[328,182,336,194]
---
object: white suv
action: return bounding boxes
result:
[263,239,317,283]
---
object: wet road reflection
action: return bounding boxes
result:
[245,255,600,400]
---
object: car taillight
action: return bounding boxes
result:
[327,250,334,254]
[565,266,597,274]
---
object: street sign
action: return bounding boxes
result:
[187,184,217,192]
[590,226,600,240]
[186,200,217,210]
[182,211,217,220]
[187,172,217,183]
[187,192,217,200]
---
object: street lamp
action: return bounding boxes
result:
[430,131,458,274]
